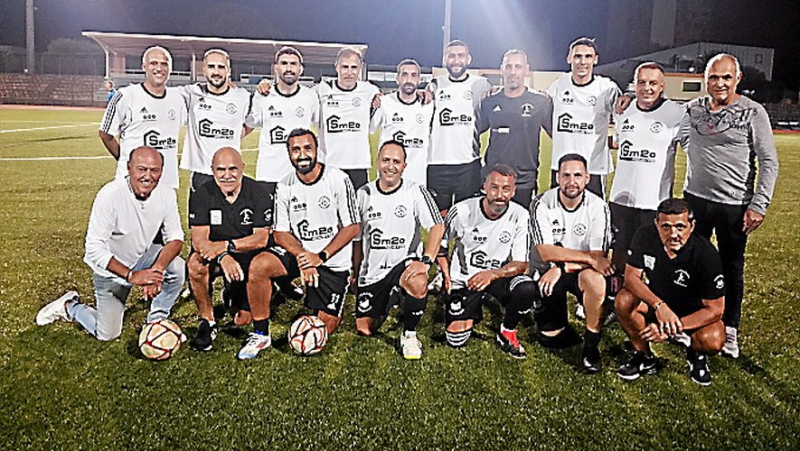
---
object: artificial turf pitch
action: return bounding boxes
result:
[0,106,797,449]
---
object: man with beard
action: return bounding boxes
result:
[100,46,187,190]
[437,164,537,358]
[478,49,553,207]
[370,59,435,186]
[529,154,613,373]
[273,128,360,335]
[180,49,251,194]
[246,47,319,192]
[187,148,299,359]
[36,147,185,341]
[427,40,492,216]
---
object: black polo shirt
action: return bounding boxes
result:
[627,224,725,317]
[188,176,274,242]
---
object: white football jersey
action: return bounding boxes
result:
[246,85,320,182]
[529,187,612,272]
[274,165,359,272]
[356,180,441,285]
[180,83,251,175]
[428,74,492,165]
[546,73,620,174]
[444,197,530,290]
[371,93,434,185]
[611,99,685,210]
[100,84,187,189]
[317,80,380,170]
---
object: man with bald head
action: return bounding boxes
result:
[187,147,299,360]
[37,147,185,342]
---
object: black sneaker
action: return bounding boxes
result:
[190,319,218,351]
[617,351,658,381]
[687,349,712,386]
[496,329,527,359]
[582,345,602,373]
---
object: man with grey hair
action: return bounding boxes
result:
[679,53,779,358]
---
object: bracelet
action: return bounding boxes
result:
[654,301,664,311]
[125,270,133,282]
[216,251,229,264]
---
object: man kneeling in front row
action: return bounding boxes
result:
[616,198,725,385]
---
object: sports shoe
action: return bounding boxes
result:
[190,319,218,351]
[669,331,691,348]
[496,328,527,359]
[721,326,740,359]
[427,271,443,293]
[687,349,712,386]
[575,303,586,320]
[400,331,423,360]
[36,291,78,325]
[582,345,602,373]
[617,351,658,381]
[237,331,272,360]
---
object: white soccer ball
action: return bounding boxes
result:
[288,315,328,356]
[139,319,182,360]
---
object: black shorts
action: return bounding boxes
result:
[445,275,533,325]
[427,160,482,211]
[305,266,350,317]
[355,260,411,319]
[343,169,369,190]
[536,271,582,332]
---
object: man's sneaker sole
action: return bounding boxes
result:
[617,363,657,381]
[36,291,78,325]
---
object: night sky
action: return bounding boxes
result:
[1,0,798,89]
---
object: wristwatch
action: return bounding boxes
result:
[319,250,329,262]
[420,255,433,266]
[227,239,236,253]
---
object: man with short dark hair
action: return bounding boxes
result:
[530,153,613,372]
[37,147,185,341]
[615,198,725,385]
[274,128,360,335]
[438,164,537,358]
[187,147,297,359]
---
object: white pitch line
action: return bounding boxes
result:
[0,123,97,134]
[0,148,259,162]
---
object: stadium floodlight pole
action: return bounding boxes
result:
[442,0,452,53]
[26,0,35,74]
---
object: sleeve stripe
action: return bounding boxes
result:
[529,198,544,244]
[420,186,442,224]
[344,176,359,224]
[100,91,123,133]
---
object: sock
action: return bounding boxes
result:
[584,329,601,350]
[500,324,515,334]
[207,319,217,328]
[404,330,417,338]
[446,329,472,347]
[503,279,536,330]
[253,318,270,335]
[403,294,427,331]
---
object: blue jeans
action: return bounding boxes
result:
[68,245,185,341]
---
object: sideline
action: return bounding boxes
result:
[0,123,97,134]
[0,148,259,162]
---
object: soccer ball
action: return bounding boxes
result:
[288,315,328,356]
[139,319,182,360]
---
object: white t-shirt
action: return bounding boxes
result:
[371,93,434,185]
[246,85,320,182]
[355,180,441,286]
[444,197,530,290]
[611,99,685,210]
[428,74,492,165]
[274,165,359,272]
[84,177,183,280]
[317,80,380,170]
[546,73,620,174]
[100,84,187,189]
[179,83,251,175]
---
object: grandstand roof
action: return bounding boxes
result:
[82,31,368,64]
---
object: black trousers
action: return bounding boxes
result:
[684,192,748,328]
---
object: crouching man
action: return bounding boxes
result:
[616,198,725,385]
[37,146,185,341]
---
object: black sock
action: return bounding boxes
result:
[584,329,601,349]
[502,281,536,330]
[253,318,270,335]
[403,294,427,331]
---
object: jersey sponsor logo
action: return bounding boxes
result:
[619,140,656,163]
[391,112,404,123]
[326,115,361,133]
[521,103,533,117]
[198,119,235,139]
[268,105,283,118]
[366,206,382,221]
[493,105,502,112]
[469,250,503,270]
[556,113,593,134]
[226,103,237,114]
[620,118,635,132]
[290,196,307,212]
[240,208,253,225]
[392,130,425,149]
[650,121,664,133]
[197,97,211,110]
[394,205,407,218]
[498,231,512,243]
[357,292,373,313]
[318,196,331,209]
[644,254,656,270]
[437,92,451,101]
[143,130,177,150]
[369,229,407,250]
[714,274,725,290]
[210,210,222,225]
[550,219,566,237]
[297,219,334,241]
[325,96,340,107]
[674,269,690,287]
[560,91,574,104]
[269,125,288,144]
[572,223,587,236]
[439,108,472,126]
[471,227,487,243]
[139,106,157,122]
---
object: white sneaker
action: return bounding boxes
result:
[400,331,423,360]
[237,332,271,360]
[670,331,692,348]
[427,271,443,293]
[575,303,586,320]
[721,326,740,359]
[36,291,78,326]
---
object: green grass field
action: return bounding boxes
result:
[0,106,797,449]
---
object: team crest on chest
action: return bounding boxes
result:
[168,109,177,120]
[650,122,664,133]
[226,103,237,114]
[318,196,331,209]
[463,91,473,100]
[643,255,656,270]
[674,269,690,287]
[352,97,362,107]
[572,223,587,236]
[295,106,305,117]
[415,113,425,124]
[394,205,407,218]
[498,231,512,243]
[240,208,253,225]
[587,96,597,106]
[521,103,533,117]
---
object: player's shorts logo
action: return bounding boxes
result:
[449,301,464,315]
[394,205,407,218]
[318,196,331,209]
[240,208,253,225]
[357,292,373,313]
[498,231,512,243]
[572,223,587,236]
[168,109,177,120]
[295,106,305,118]
[226,103,237,114]
[650,122,664,133]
